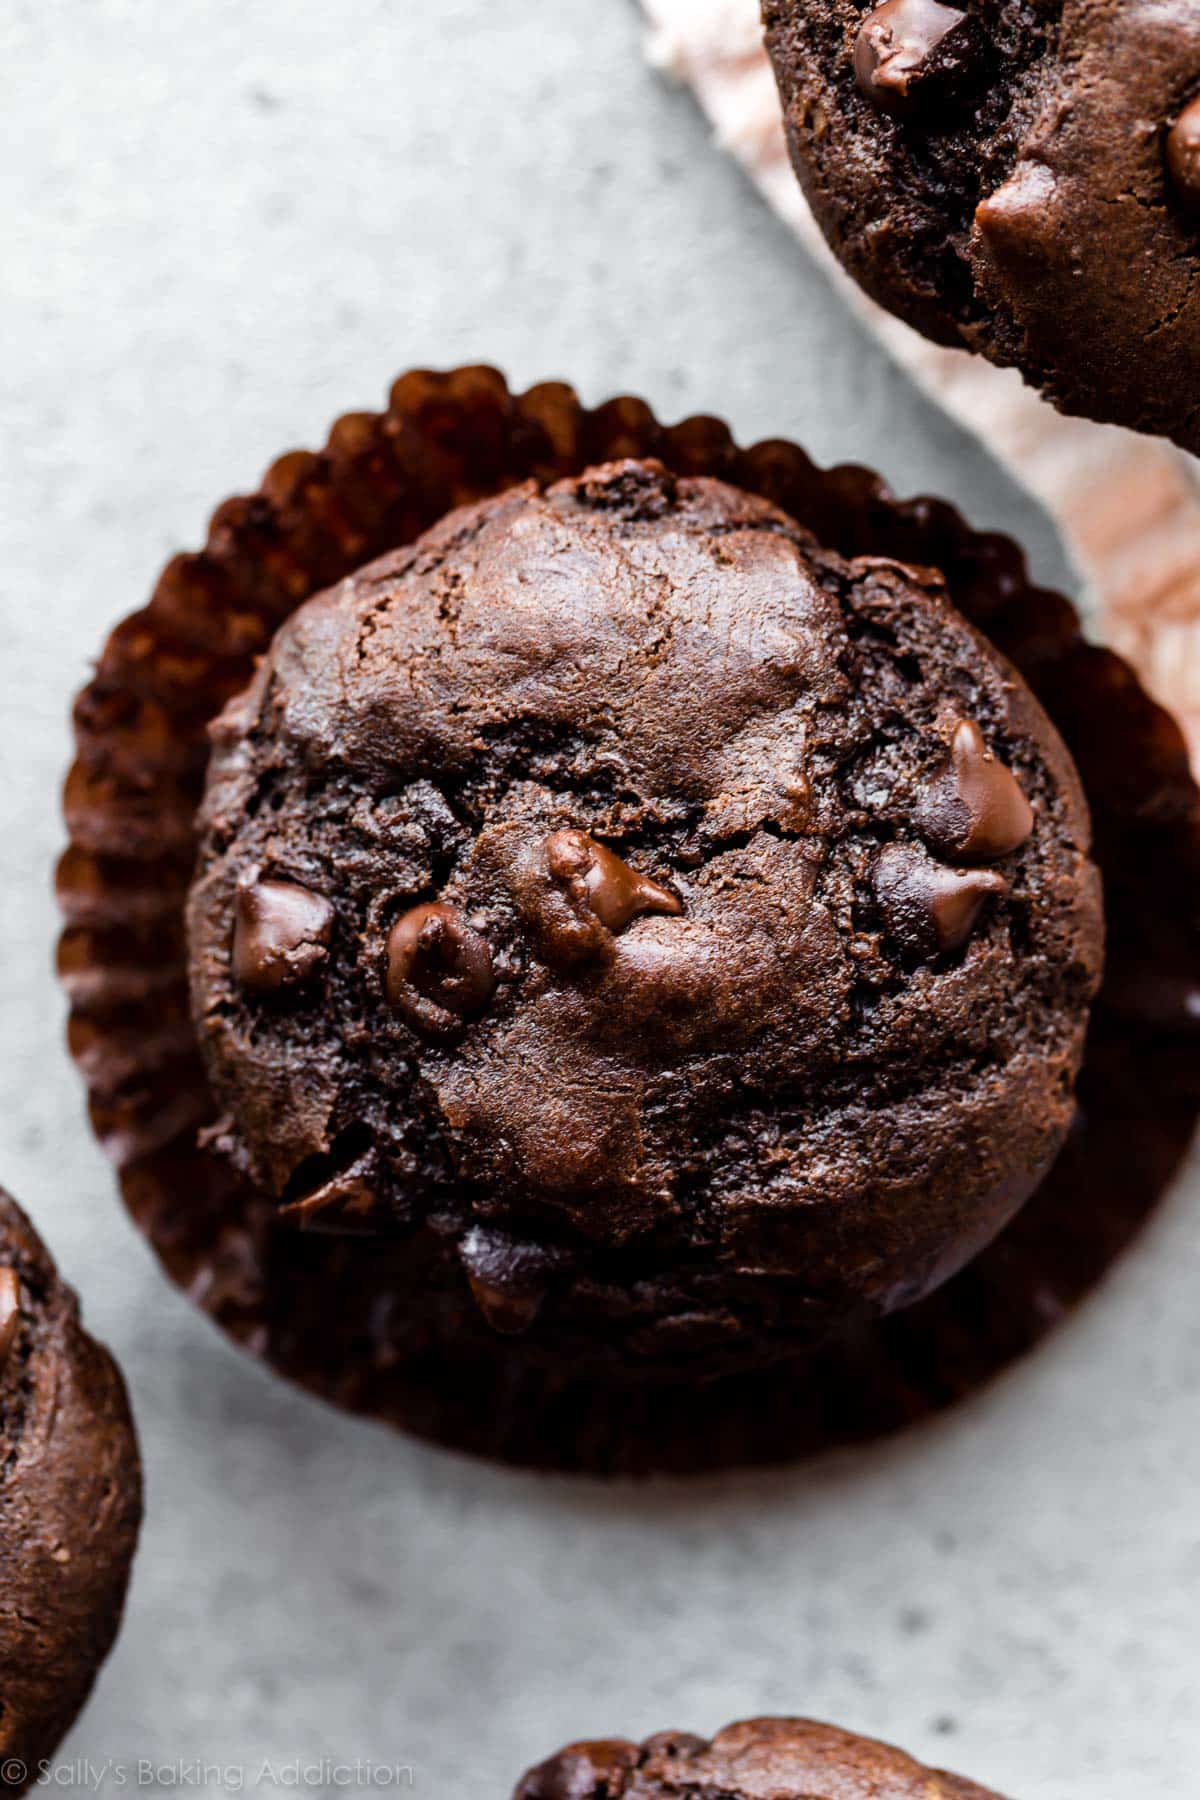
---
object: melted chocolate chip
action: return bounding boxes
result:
[233,879,334,993]
[458,1227,564,1337]
[973,160,1059,267]
[545,830,682,934]
[875,843,1008,959]
[0,1265,20,1370]
[1167,96,1200,211]
[386,902,495,1032]
[915,719,1034,863]
[853,0,973,117]
[279,1159,382,1234]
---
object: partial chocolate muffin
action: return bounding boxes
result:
[764,0,1200,453]
[187,456,1102,1380]
[514,1717,1005,1799]
[0,1190,141,1793]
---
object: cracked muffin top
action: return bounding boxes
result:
[512,1717,1006,1799]
[764,0,1200,454]
[187,458,1101,1359]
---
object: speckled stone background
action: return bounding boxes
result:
[3,4,1199,1797]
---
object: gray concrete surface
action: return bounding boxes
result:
[2,3,1197,1796]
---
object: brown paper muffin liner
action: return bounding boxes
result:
[58,367,1200,1474]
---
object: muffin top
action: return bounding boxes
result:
[513,1717,1005,1799]
[764,0,1200,453]
[188,458,1101,1353]
[0,1189,141,1786]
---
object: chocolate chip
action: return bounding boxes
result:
[853,0,973,117]
[1167,96,1200,211]
[519,1742,643,1800]
[386,902,495,1033]
[0,1266,20,1370]
[458,1226,564,1337]
[875,843,1008,959]
[279,1159,382,1234]
[915,719,1034,863]
[233,878,334,992]
[974,160,1059,266]
[640,1735,709,1763]
[544,830,682,934]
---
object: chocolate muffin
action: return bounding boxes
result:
[514,1717,1005,1799]
[0,1190,141,1794]
[186,456,1102,1379]
[763,1,1200,453]
[62,366,1200,1470]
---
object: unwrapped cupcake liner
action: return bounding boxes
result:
[58,367,1200,1473]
